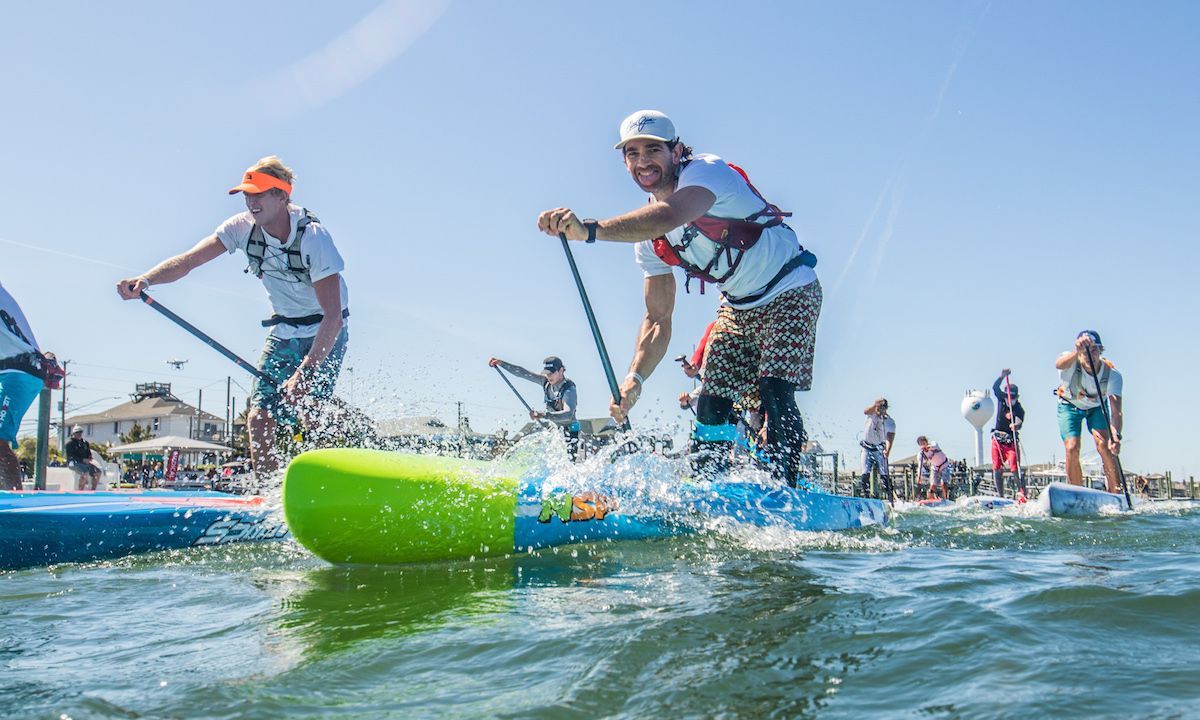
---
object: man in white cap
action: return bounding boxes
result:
[116,156,350,479]
[65,425,102,490]
[536,111,821,486]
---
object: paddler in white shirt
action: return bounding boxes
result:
[536,110,821,487]
[858,398,896,500]
[117,156,350,479]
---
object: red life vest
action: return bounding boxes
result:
[651,163,793,293]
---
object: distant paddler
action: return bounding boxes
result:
[858,398,896,501]
[916,436,950,501]
[116,156,350,480]
[1055,330,1123,493]
[536,110,820,486]
[991,369,1026,498]
[489,356,581,461]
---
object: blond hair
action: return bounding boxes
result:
[247,155,295,187]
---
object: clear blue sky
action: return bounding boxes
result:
[3,1,1197,476]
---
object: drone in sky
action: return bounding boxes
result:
[165,359,189,370]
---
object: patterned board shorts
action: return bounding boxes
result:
[702,279,822,401]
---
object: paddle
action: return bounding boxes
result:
[493,366,554,429]
[557,233,631,432]
[1082,346,1132,508]
[135,290,374,444]
[1003,374,1025,493]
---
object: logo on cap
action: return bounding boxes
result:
[630,115,656,133]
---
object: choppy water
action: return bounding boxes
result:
[3,457,1199,719]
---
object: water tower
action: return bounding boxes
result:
[961,390,994,467]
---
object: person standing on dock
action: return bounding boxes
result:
[489,356,581,460]
[991,369,1026,497]
[116,156,349,479]
[0,282,64,489]
[1055,330,1123,493]
[858,398,896,499]
[536,110,820,486]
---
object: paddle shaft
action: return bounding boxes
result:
[1003,375,1024,488]
[138,290,276,387]
[493,366,535,414]
[1082,348,1131,507]
[557,233,631,431]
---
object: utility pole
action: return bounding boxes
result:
[457,401,465,458]
[197,389,203,440]
[58,359,70,452]
[225,377,231,444]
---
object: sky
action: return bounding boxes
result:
[2,1,1197,476]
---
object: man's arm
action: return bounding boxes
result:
[1108,393,1118,451]
[281,274,344,400]
[538,186,716,243]
[491,360,544,385]
[610,273,675,422]
[884,432,895,458]
[543,384,577,424]
[117,235,226,299]
[1054,351,1077,371]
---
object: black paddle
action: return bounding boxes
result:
[557,233,631,432]
[1082,346,1132,508]
[135,290,373,443]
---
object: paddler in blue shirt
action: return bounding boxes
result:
[489,356,581,461]
[536,110,820,487]
[0,281,64,489]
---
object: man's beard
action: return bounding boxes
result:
[636,162,678,195]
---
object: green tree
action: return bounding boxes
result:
[119,421,155,445]
[15,437,63,476]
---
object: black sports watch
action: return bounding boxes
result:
[582,219,599,243]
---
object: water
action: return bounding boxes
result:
[3,471,1199,718]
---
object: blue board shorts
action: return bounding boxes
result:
[250,329,348,423]
[1057,401,1108,440]
[0,370,44,449]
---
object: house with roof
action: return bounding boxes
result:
[66,382,227,446]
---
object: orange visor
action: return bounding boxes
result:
[228,171,292,196]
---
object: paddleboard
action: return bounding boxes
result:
[1039,481,1131,517]
[958,495,1016,510]
[282,449,888,566]
[0,490,288,570]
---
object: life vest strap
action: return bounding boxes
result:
[261,307,349,328]
[720,251,814,306]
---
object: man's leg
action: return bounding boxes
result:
[758,377,806,486]
[1064,436,1082,485]
[1092,428,1120,494]
[859,449,874,497]
[1058,402,1084,485]
[0,445,21,490]
[248,406,280,477]
[691,394,737,478]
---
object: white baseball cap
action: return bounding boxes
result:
[614,110,677,150]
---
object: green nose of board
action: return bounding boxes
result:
[283,449,520,565]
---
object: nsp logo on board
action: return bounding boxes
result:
[194,516,290,546]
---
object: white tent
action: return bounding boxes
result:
[108,435,232,454]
